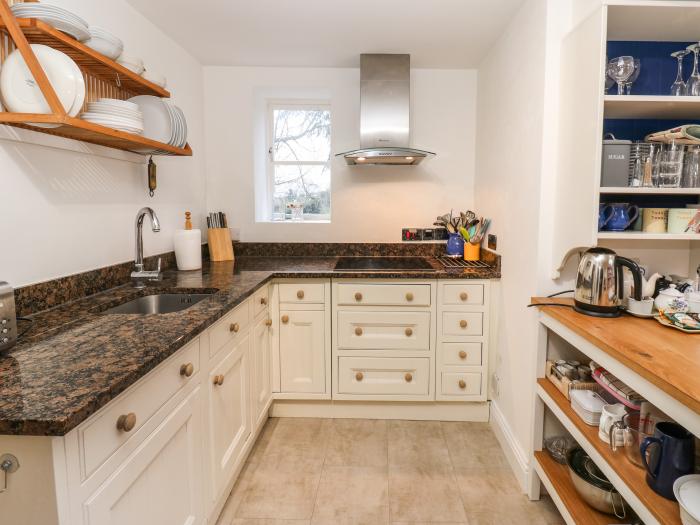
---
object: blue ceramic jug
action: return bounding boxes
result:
[446,233,464,257]
[604,203,639,232]
[640,422,695,500]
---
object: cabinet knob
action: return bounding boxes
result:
[297,290,305,299]
[355,327,363,336]
[260,297,267,305]
[405,327,413,337]
[405,292,414,302]
[405,373,413,383]
[265,319,273,327]
[459,350,467,359]
[458,379,467,389]
[459,319,468,329]
[355,371,364,381]
[229,322,240,333]
[116,413,137,432]
[460,292,468,301]
[354,292,363,301]
[213,374,225,386]
[281,315,289,324]
[180,363,194,377]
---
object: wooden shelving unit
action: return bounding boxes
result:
[537,378,682,525]
[604,95,700,119]
[599,187,700,195]
[533,451,626,525]
[0,1,192,156]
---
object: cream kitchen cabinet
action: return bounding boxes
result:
[251,311,273,430]
[279,310,326,394]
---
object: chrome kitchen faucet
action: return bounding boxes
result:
[131,207,162,286]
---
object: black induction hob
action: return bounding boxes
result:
[333,257,436,272]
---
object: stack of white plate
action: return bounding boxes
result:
[117,52,145,75]
[85,27,123,60]
[128,95,188,149]
[11,2,89,42]
[0,44,85,127]
[81,98,144,135]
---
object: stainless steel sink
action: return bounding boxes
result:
[103,293,212,315]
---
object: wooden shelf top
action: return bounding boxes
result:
[599,187,700,195]
[604,95,700,119]
[0,17,169,98]
[534,450,626,525]
[597,232,700,241]
[537,378,682,525]
[531,298,700,415]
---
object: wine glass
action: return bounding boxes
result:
[607,56,636,95]
[671,49,691,96]
[686,43,700,96]
[624,59,641,94]
[604,73,615,94]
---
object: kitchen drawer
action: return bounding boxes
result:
[441,372,481,396]
[79,338,200,480]
[439,342,482,366]
[441,283,484,306]
[338,357,430,395]
[337,283,431,306]
[279,283,325,304]
[441,311,483,337]
[210,302,250,358]
[337,311,430,350]
[251,286,269,319]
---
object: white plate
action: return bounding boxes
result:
[86,104,142,118]
[84,37,122,60]
[97,98,139,111]
[88,26,122,46]
[11,4,86,26]
[127,95,172,143]
[0,44,82,118]
[161,100,179,145]
[12,6,89,41]
[19,2,89,27]
[174,105,188,147]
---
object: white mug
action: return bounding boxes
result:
[599,403,626,445]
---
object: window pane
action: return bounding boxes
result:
[272,164,331,219]
[272,108,331,162]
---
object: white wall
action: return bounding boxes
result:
[203,67,477,242]
[0,0,206,287]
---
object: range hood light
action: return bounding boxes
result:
[405,157,414,161]
[357,157,366,162]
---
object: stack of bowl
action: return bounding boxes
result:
[85,27,123,60]
[117,52,145,75]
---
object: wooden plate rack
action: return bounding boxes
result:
[0,0,192,156]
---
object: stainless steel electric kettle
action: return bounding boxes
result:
[574,247,643,317]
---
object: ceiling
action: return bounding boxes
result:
[125,0,525,68]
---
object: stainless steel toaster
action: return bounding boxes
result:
[0,281,18,352]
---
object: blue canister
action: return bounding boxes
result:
[640,421,695,500]
[604,203,639,232]
[446,233,464,257]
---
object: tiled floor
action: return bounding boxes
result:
[216,418,564,525]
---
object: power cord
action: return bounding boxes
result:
[526,289,575,309]
[16,317,34,339]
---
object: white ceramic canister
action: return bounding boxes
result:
[174,229,202,270]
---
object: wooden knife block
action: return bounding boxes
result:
[208,228,234,262]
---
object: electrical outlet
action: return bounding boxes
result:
[487,234,497,250]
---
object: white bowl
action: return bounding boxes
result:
[117,52,143,66]
[142,70,167,88]
[84,37,122,60]
[117,60,144,75]
[675,475,700,525]
[89,26,122,44]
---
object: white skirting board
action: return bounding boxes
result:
[270,399,490,421]
[489,400,530,493]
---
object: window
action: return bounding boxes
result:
[267,102,331,222]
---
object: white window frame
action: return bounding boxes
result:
[266,100,332,222]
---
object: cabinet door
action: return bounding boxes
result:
[279,310,325,393]
[208,335,251,502]
[83,387,204,525]
[252,315,272,429]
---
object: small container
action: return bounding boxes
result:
[463,241,480,261]
[627,297,654,316]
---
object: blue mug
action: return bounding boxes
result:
[598,204,613,231]
[605,203,639,232]
[446,233,464,257]
[640,421,695,500]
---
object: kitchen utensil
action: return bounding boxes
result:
[603,203,639,231]
[641,421,696,500]
[570,389,607,426]
[674,475,700,525]
[669,209,696,234]
[671,50,692,96]
[607,56,636,95]
[567,448,628,517]
[643,208,669,233]
[609,412,654,468]
[544,436,577,464]
[599,404,627,444]
[659,142,686,187]
[463,241,480,261]
[574,247,643,317]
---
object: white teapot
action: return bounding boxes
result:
[654,284,689,313]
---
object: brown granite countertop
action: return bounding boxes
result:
[0,256,499,436]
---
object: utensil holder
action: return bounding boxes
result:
[208,228,234,262]
[464,242,480,261]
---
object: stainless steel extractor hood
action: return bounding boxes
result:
[336,54,435,166]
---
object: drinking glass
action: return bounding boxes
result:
[644,143,663,187]
[607,56,636,95]
[658,142,685,188]
[671,50,691,96]
[683,145,700,187]
[605,73,615,94]
[624,59,641,94]
[686,43,700,96]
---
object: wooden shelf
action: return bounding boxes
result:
[533,451,626,525]
[604,95,700,119]
[599,187,700,195]
[0,114,192,156]
[0,17,169,98]
[598,231,700,240]
[537,378,682,525]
